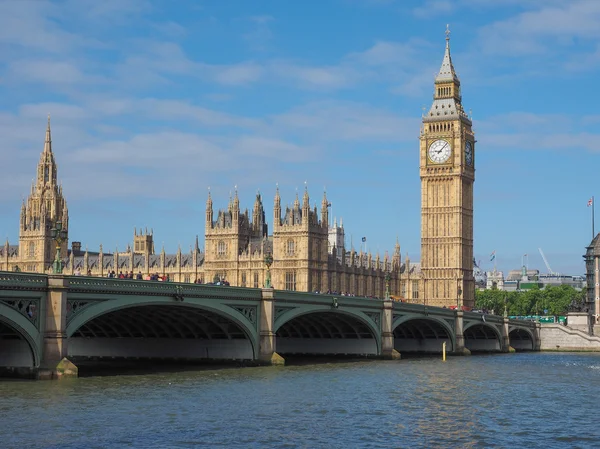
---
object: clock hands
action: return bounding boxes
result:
[435,142,449,154]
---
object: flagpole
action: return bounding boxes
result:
[593,196,595,238]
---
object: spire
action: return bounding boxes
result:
[302,182,309,209]
[44,114,52,155]
[435,24,459,84]
[206,187,213,208]
[321,190,329,228]
[293,191,300,209]
[195,235,199,252]
[274,184,281,206]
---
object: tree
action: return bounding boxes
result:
[476,285,583,316]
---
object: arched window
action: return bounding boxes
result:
[287,239,295,256]
[28,242,35,258]
[217,241,226,257]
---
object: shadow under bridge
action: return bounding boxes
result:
[67,303,257,362]
[275,309,380,357]
[393,317,454,354]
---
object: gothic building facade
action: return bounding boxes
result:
[1,30,474,307]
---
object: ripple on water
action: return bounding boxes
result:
[1,353,600,448]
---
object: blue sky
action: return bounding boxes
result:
[0,0,598,276]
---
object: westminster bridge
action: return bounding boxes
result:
[0,272,539,378]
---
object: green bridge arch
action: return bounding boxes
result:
[274,304,383,354]
[65,296,261,359]
[392,314,456,352]
[0,302,41,366]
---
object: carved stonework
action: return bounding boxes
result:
[275,306,295,322]
[232,306,257,325]
[1,298,40,328]
[365,312,381,328]
[67,299,100,323]
[443,318,455,332]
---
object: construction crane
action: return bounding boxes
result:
[538,248,555,275]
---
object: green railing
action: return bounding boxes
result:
[0,271,48,289]
[67,276,262,299]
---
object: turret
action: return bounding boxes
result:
[274,184,281,228]
[253,191,267,237]
[393,237,401,270]
[302,185,310,212]
[321,191,329,228]
[114,247,119,274]
[232,187,240,226]
[98,244,104,276]
[206,188,213,228]
[84,246,89,274]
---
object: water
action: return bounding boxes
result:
[1,353,599,449]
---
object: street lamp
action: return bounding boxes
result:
[50,221,67,274]
[264,253,273,288]
[385,271,391,300]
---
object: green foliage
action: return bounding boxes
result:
[475,285,583,316]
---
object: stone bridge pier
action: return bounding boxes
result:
[39,276,77,379]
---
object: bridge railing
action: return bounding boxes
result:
[0,271,48,290]
[67,276,262,299]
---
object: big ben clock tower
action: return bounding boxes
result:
[420,26,475,309]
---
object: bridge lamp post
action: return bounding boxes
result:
[264,253,273,288]
[385,272,391,300]
[50,221,67,274]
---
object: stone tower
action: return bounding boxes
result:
[204,188,256,284]
[133,227,154,254]
[19,116,69,272]
[271,186,329,292]
[419,27,475,308]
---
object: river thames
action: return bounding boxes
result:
[1,352,598,448]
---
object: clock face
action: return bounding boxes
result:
[428,139,451,163]
[465,141,473,166]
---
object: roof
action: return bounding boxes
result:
[63,251,205,270]
[0,245,19,257]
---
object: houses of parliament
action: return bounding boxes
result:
[0,30,475,308]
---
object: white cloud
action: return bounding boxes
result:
[413,0,455,18]
[9,60,85,84]
[477,0,600,56]
[272,100,418,143]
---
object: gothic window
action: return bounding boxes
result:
[412,281,419,299]
[184,275,190,283]
[286,239,295,256]
[28,242,35,258]
[44,167,49,183]
[217,241,227,257]
[241,272,247,287]
[401,281,406,298]
[253,272,259,288]
[285,271,296,291]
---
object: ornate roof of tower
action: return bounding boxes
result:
[302,184,309,208]
[44,114,53,155]
[424,26,470,124]
[435,25,459,85]
[274,183,281,205]
[293,191,300,209]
